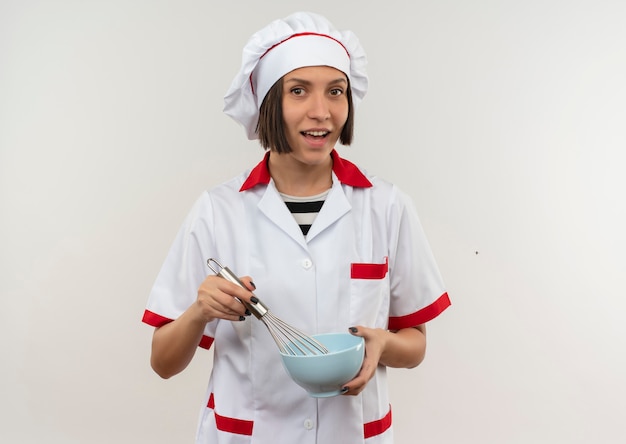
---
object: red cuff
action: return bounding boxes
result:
[142,309,214,349]
[142,309,172,328]
[388,292,451,330]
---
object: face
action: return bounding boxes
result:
[280,65,349,165]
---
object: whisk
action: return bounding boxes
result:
[207,258,329,356]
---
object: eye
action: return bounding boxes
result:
[290,87,305,96]
[329,88,344,96]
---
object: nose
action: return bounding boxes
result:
[307,93,331,121]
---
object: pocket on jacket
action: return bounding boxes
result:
[351,257,388,279]
[349,257,389,326]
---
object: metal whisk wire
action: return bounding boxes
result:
[207,259,329,356]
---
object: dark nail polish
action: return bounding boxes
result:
[341,387,349,393]
[349,327,358,333]
[250,281,256,289]
[250,296,259,304]
[239,315,246,321]
[245,309,251,316]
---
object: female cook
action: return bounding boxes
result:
[142,11,451,444]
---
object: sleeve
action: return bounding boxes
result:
[141,191,218,349]
[387,187,451,330]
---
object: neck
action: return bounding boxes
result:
[268,151,333,196]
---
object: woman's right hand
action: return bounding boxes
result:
[150,274,255,379]
[193,275,256,323]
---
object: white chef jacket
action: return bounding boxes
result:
[143,150,450,444]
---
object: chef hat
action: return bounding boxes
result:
[223,11,368,140]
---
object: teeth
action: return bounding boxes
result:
[304,131,328,136]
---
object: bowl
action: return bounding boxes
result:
[279,332,365,398]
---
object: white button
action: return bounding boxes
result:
[302,259,313,269]
[303,419,314,430]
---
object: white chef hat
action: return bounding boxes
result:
[223,11,368,140]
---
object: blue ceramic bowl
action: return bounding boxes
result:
[280,333,365,398]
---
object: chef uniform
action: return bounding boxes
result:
[143,12,450,444]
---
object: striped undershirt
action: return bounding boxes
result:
[279,189,330,236]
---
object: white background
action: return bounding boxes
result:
[1,1,625,443]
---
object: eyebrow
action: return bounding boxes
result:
[284,77,348,86]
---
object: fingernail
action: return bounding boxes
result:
[349,327,358,333]
[250,281,256,289]
[250,296,259,304]
[341,387,349,393]
[245,309,251,316]
[239,315,246,321]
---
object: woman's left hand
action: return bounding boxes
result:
[341,325,427,396]
[340,326,386,396]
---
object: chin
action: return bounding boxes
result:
[298,148,333,163]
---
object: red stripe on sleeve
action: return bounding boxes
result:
[388,292,451,330]
[142,310,214,349]
[142,309,173,328]
[199,335,214,350]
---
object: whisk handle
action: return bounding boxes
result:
[207,258,268,320]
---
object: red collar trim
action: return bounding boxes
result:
[239,150,372,191]
[239,152,272,191]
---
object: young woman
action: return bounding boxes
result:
[143,12,450,443]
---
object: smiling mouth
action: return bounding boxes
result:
[302,130,329,138]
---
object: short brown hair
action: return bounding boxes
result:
[256,77,355,153]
